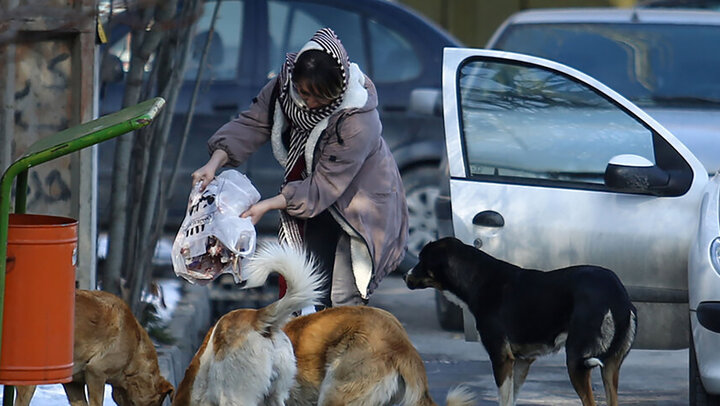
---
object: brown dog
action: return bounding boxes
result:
[15,289,174,406]
[172,242,324,406]
[284,306,476,406]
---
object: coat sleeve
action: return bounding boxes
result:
[207,77,279,166]
[281,111,381,218]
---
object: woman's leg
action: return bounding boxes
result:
[304,211,341,308]
[330,233,364,307]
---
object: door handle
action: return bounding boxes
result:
[472,210,504,228]
[472,211,504,249]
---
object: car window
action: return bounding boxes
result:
[367,18,421,83]
[184,0,243,81]
[492,23,720,109]
[458,59,655,185]
[267,1,366,78]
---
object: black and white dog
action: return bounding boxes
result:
[404,237,637,406]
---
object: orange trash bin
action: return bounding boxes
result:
[0,213,77,385]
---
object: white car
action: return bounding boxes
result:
[438,44,720,404]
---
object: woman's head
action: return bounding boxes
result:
[292,50,343,109]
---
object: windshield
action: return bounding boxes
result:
[492,23,720,109]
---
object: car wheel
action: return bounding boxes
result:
[435,290,463,331]
[402,166,441,262]
[402,166,464,331]
[690,333,720,405]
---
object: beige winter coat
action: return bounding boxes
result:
[208,63,408,297]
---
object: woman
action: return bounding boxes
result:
[192,28,408,308]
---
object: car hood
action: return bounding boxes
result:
[644,108,720,176]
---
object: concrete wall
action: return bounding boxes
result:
[0,0,98,289]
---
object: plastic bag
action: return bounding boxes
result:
[172,170,261,285]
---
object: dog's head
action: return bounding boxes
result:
[404,237,466,291]
[112,375,174,406]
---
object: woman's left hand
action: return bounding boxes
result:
[241,194,287,225]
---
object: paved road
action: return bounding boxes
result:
[369,273,689,405]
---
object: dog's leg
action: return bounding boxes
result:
[497,373,514,406]
[317,358,399,406]
[489,344,515,406]
[512,357,534,401]
[602,309,636,406]
[600,357,621,406]
[84,370,108,406]
[13,385,36,406]
[567,359,596,406]
[63,382,89,406]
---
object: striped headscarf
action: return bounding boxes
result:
[277,28,350,249]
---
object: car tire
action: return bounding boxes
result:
[401,165,441,264]
[434,290,464,331]
[401,165,464,331]
[690,333,720,405]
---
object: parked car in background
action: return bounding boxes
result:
[434,8,720,404]
[639,0,720,9]
[99,0,462,269]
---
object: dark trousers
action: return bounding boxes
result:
[304,210,341,308]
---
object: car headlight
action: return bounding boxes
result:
[710,237,720,273]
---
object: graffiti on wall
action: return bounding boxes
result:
[12,39,74,216]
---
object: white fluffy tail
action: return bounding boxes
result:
[243,242,324,333]
[445,385,476,406]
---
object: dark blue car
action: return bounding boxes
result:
[99,0,462,267]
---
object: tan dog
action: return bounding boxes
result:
[15,289,174,406]
[284,306,476,406]
[172,242,323,406]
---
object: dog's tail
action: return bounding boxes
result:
[444,385,476,406]
[244,242,324,333]
[396,352,476,406]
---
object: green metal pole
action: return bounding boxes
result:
[2,169,26,405]
[0,164,25,406]
[14,171,27,215]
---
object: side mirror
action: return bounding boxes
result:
[409,88,442,117]
[604,154,670,196]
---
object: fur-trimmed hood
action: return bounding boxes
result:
[270,62,377,173]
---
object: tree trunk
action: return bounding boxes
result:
[128,0,202,315]
[103,6,155,297]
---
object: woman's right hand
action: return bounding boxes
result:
[191,149,229,190]
[191,164,217,191]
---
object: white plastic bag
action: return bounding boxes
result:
[172,170,261,285]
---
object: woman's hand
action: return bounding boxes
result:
[241,194,287,225]
[191,149,229,190]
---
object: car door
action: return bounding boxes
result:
[443,48,708,349]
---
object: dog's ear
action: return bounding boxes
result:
[160,379,174,402]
